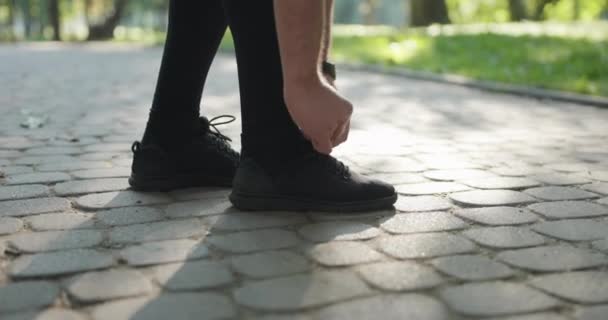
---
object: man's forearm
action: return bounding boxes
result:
[273,0,324,84]
[321,0,334,62]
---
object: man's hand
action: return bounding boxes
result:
[285,78,351,154]
[273,0,350,154]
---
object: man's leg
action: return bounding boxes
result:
[131,0,240,191]
[223,0,396,212]
[142,0,228,147]
[222,0,313,172]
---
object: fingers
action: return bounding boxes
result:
[313,138,333,155]
[331,120,349,147]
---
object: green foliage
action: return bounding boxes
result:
[323,24,608,96]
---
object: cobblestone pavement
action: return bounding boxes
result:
[1,43,608,320]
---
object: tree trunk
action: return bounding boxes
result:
[410,0,450,27]
[532,0,559,21]
[87,0,128,40]
[573,0,580,20]
[508,0,527,21]
[48,0,60,40]
[7,0,16,40]
[20,0,32,38]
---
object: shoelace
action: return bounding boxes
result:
[204,115,236,143]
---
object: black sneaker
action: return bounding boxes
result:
[129,116,240,191]
[229,152,397,212]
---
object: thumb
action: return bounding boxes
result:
[313,138,333,155]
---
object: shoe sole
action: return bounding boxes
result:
[229,191,398,212]
[129,172,233,192]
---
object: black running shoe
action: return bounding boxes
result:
[129,116,240,191]
[230,152,397,212]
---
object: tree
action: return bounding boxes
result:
[48,0,60,40]
[508,0,527,21]
[87,0,129,40]
[410,0,450,26]
[531,0,561,21]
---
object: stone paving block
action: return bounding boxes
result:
[356,261,443,291]
[529,271,608,304]
[394,195,452,212]
[366,172,428,185]
[316,294,449,320]
[0,217,24,235]
[233,270,371,311]
[53,178,129,196]
[483,313,569,320]
[532,173,591,186]
[524,186,600,201]
[490,166,548,177]
[78,153,123,161]
[578,170,608,182]
[96,207,165,226]
[450,190,537,206]
[84,143,130,152]
[423,169,496,182]
[71,167,130,179]
[90,293,235,320]
[0,281,60,314]
[165,198,234,218]
[37,161,110,172]
[0,197,70,217]
[4,309,88,320]
[119,239,209,267]
[231,251,310,279]
[25,146,81,155]
[25,212,95,231]
[582,182,608,196]
[454,206,538,226]
[8,229,104,253]
[439,281,559,317]
[545,162,593,172]
[575,305,608,320]
[307,241,383,266]
[380,211,468,234]
[497,245,608,272]
[5,172,71,185]
[0,184,48,201]
[109,219,205,244]
[352,156,426,173]
[421,159,482,170]
[208,229,300,253]
[9,249,114,278]
[0,166,34,175]
[202,212,306,232]
[532,219,608,241]
[13,155,78,166]
[599,197,608,205]
[298,221,380,242]
[149,260,233,290]
[461,177,540,190]
[76,191,172,210]
[462,226,545,249]
[378,233,476,259]
[396,182,471,195]
[169,187,231,201]
[66,269,154,302]
[430,255,515,281]
[528,201,608,219]
[307,209,396,222]
[592,239,608,253]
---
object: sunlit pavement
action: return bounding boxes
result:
[1,43,608,320]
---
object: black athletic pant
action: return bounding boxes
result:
[142,0,311,166]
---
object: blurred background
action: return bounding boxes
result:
[1,0,606,96]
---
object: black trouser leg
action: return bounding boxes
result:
[142,0,227,146]
[222,0,312,168]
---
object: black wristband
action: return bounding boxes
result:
[322,61,337,81]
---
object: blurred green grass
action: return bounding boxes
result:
[220,23,607,97]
